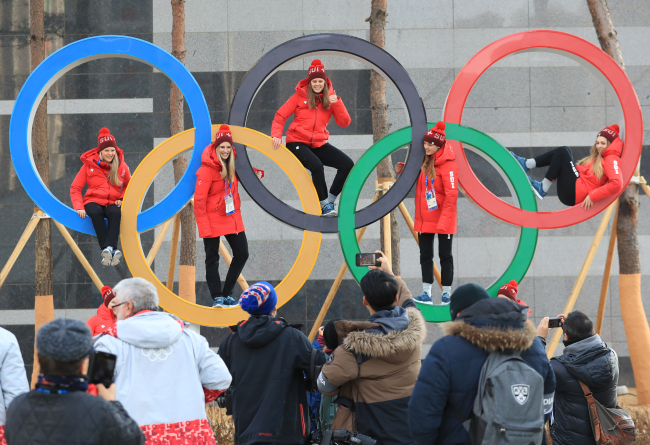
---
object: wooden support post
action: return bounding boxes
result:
[219,241,249,292]
[380,182,392,265]
[166,213,181,291]
[147,218,174,267]
[53,220,104,292]
[0,211,43,292]
[596,203,619,335]
[547,203,616,358]
[639,176,650,200]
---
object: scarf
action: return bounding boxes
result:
[36,374,89,394]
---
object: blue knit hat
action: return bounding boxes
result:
[240,282,277,315]
[37,318,93,362]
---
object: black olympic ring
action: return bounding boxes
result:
[229,33,427,233]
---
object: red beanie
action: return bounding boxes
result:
[598,124,619,143]
[213,125,234,148]
[101,286,115,307]
[97,128,116,152]
[497,280,518,300]
[308,59,327,81]
[424,121,446,147]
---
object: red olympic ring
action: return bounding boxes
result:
[444,30,643,229]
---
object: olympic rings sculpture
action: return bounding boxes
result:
[8,31,642,326]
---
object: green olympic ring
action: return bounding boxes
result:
[338,122,539,323]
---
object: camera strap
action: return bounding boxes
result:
[354,353,362,435]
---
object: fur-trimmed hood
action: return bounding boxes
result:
[341,308,426,363]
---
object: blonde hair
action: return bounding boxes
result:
[421,153,436,183]
[577,140,609,181]
[308,81,330,110]
[216,143,236,184]
[100,149,122,186]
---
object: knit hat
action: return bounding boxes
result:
[102,286,115,307]
[449,283,490,321]
[37,318,93,362]
[598,124,619,143]
[213,125,234,148]
[424,121,446,147]
[239,281,277,315]
[308,59,327,81]
[497,280,518,300]
[97,128,116,152]
[323,319,343,350]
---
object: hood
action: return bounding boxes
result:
[342,308,425,363]
[237,315,288,349]
[557,334,618,388]
[366,306,410,335]
[295,77,336,99]
[96,303,115,323]
[201,143,237,172]
[115,311,184,349]
[434,141,456,166]
[602,138,623,158]
[442,298,535,352]
[80,146,124,170]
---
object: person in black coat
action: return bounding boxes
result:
[536,310,618,445]
[5,318,144,445]
[408,286,556,445]
[218,282,326,445]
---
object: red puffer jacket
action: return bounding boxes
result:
[86,303,116,336]
[575,138,624,204]
[70,147,131,210]
[413,142,459,235]
[271,78,351,148]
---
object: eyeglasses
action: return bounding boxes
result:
[111,301,127,311]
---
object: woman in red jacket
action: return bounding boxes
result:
[510,124,623,209]
[70,128,130,267]
[271,59,353,217]
[86,286,117,336]
[396,122,458,305]
[194,125,264,308]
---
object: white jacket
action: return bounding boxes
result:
[94,311,231,426]
[0,327,29,426]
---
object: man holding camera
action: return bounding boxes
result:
[317,252,425,445]
[5,318,144,445]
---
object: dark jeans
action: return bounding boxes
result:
[84,202,121,250]
[419,232,453,287]
[534,146,579,206]
[203,232,249,300]
[285,142,354,201]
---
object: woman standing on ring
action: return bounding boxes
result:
[396,122,458,305]
[271,59,353,217]
[71,128,130,267]
[510,124,623,209]
[194,125,264,308]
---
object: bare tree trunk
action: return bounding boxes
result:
[367,0,400,275]
[586,0,649,404]
[170,0,196,303]
[30,0,54,387]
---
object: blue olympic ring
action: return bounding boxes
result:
[9,35,211,234]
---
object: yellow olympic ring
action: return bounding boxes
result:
[120,125,322,326]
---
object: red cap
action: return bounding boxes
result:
[497,280,518,300]
[213,125,234,148]
[598,124,619,143]
[97,128,116,152]
[424,121,446,147]
[101,286,115,307]
[308,59,327,81]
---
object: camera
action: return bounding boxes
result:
[355,253,382,267]
[548,317,564,328]
[320,429,377,445]
[310,429,324,445]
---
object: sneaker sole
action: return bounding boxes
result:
[322,211,338,217]
[101,250,112,266]
[441,301,451,305]
[531,185,545,200]
[414,300,434,305]
[212,304,225,308]
[111,251,122,266]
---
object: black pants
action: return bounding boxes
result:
[419,232,454,287]
[285,142,354,201]
[203,232,249,300]
[534,146,579,206]
[84,202,121,250]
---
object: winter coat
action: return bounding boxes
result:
[86,303,116,336]
[271,78,351,148]
[319,306,426,445]
[0,328,29,427]
[5,389,144,445]
[575,138,624,204]
[94,311,231,443]
[549,334,618,445]
[413,142,458,234]
[408,298,556,445]
[70,147,131,210]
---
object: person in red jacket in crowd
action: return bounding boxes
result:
[510,125,624,208]
[396,122,458,305]
[497,280,532,317]
[70,128,131,266]
[86,286,117,336]
[194,125,264,308]
[271,59,353,217]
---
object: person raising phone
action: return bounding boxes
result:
[271,59,353,217]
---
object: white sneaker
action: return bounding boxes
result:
[111,249,122,266]
[101,248,113,266]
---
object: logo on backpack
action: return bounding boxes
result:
[511,384,530,405]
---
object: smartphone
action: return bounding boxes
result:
[355,253,381,267]
[88,351,117,388]
[548,317,564,329]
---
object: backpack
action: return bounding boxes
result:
[578,380,636,444]
[465,351,545,445]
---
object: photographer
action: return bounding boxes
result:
[317,252,426,445]
[5,319,144,445]
[218,281,326,445]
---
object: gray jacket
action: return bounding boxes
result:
[0,327,29,425]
